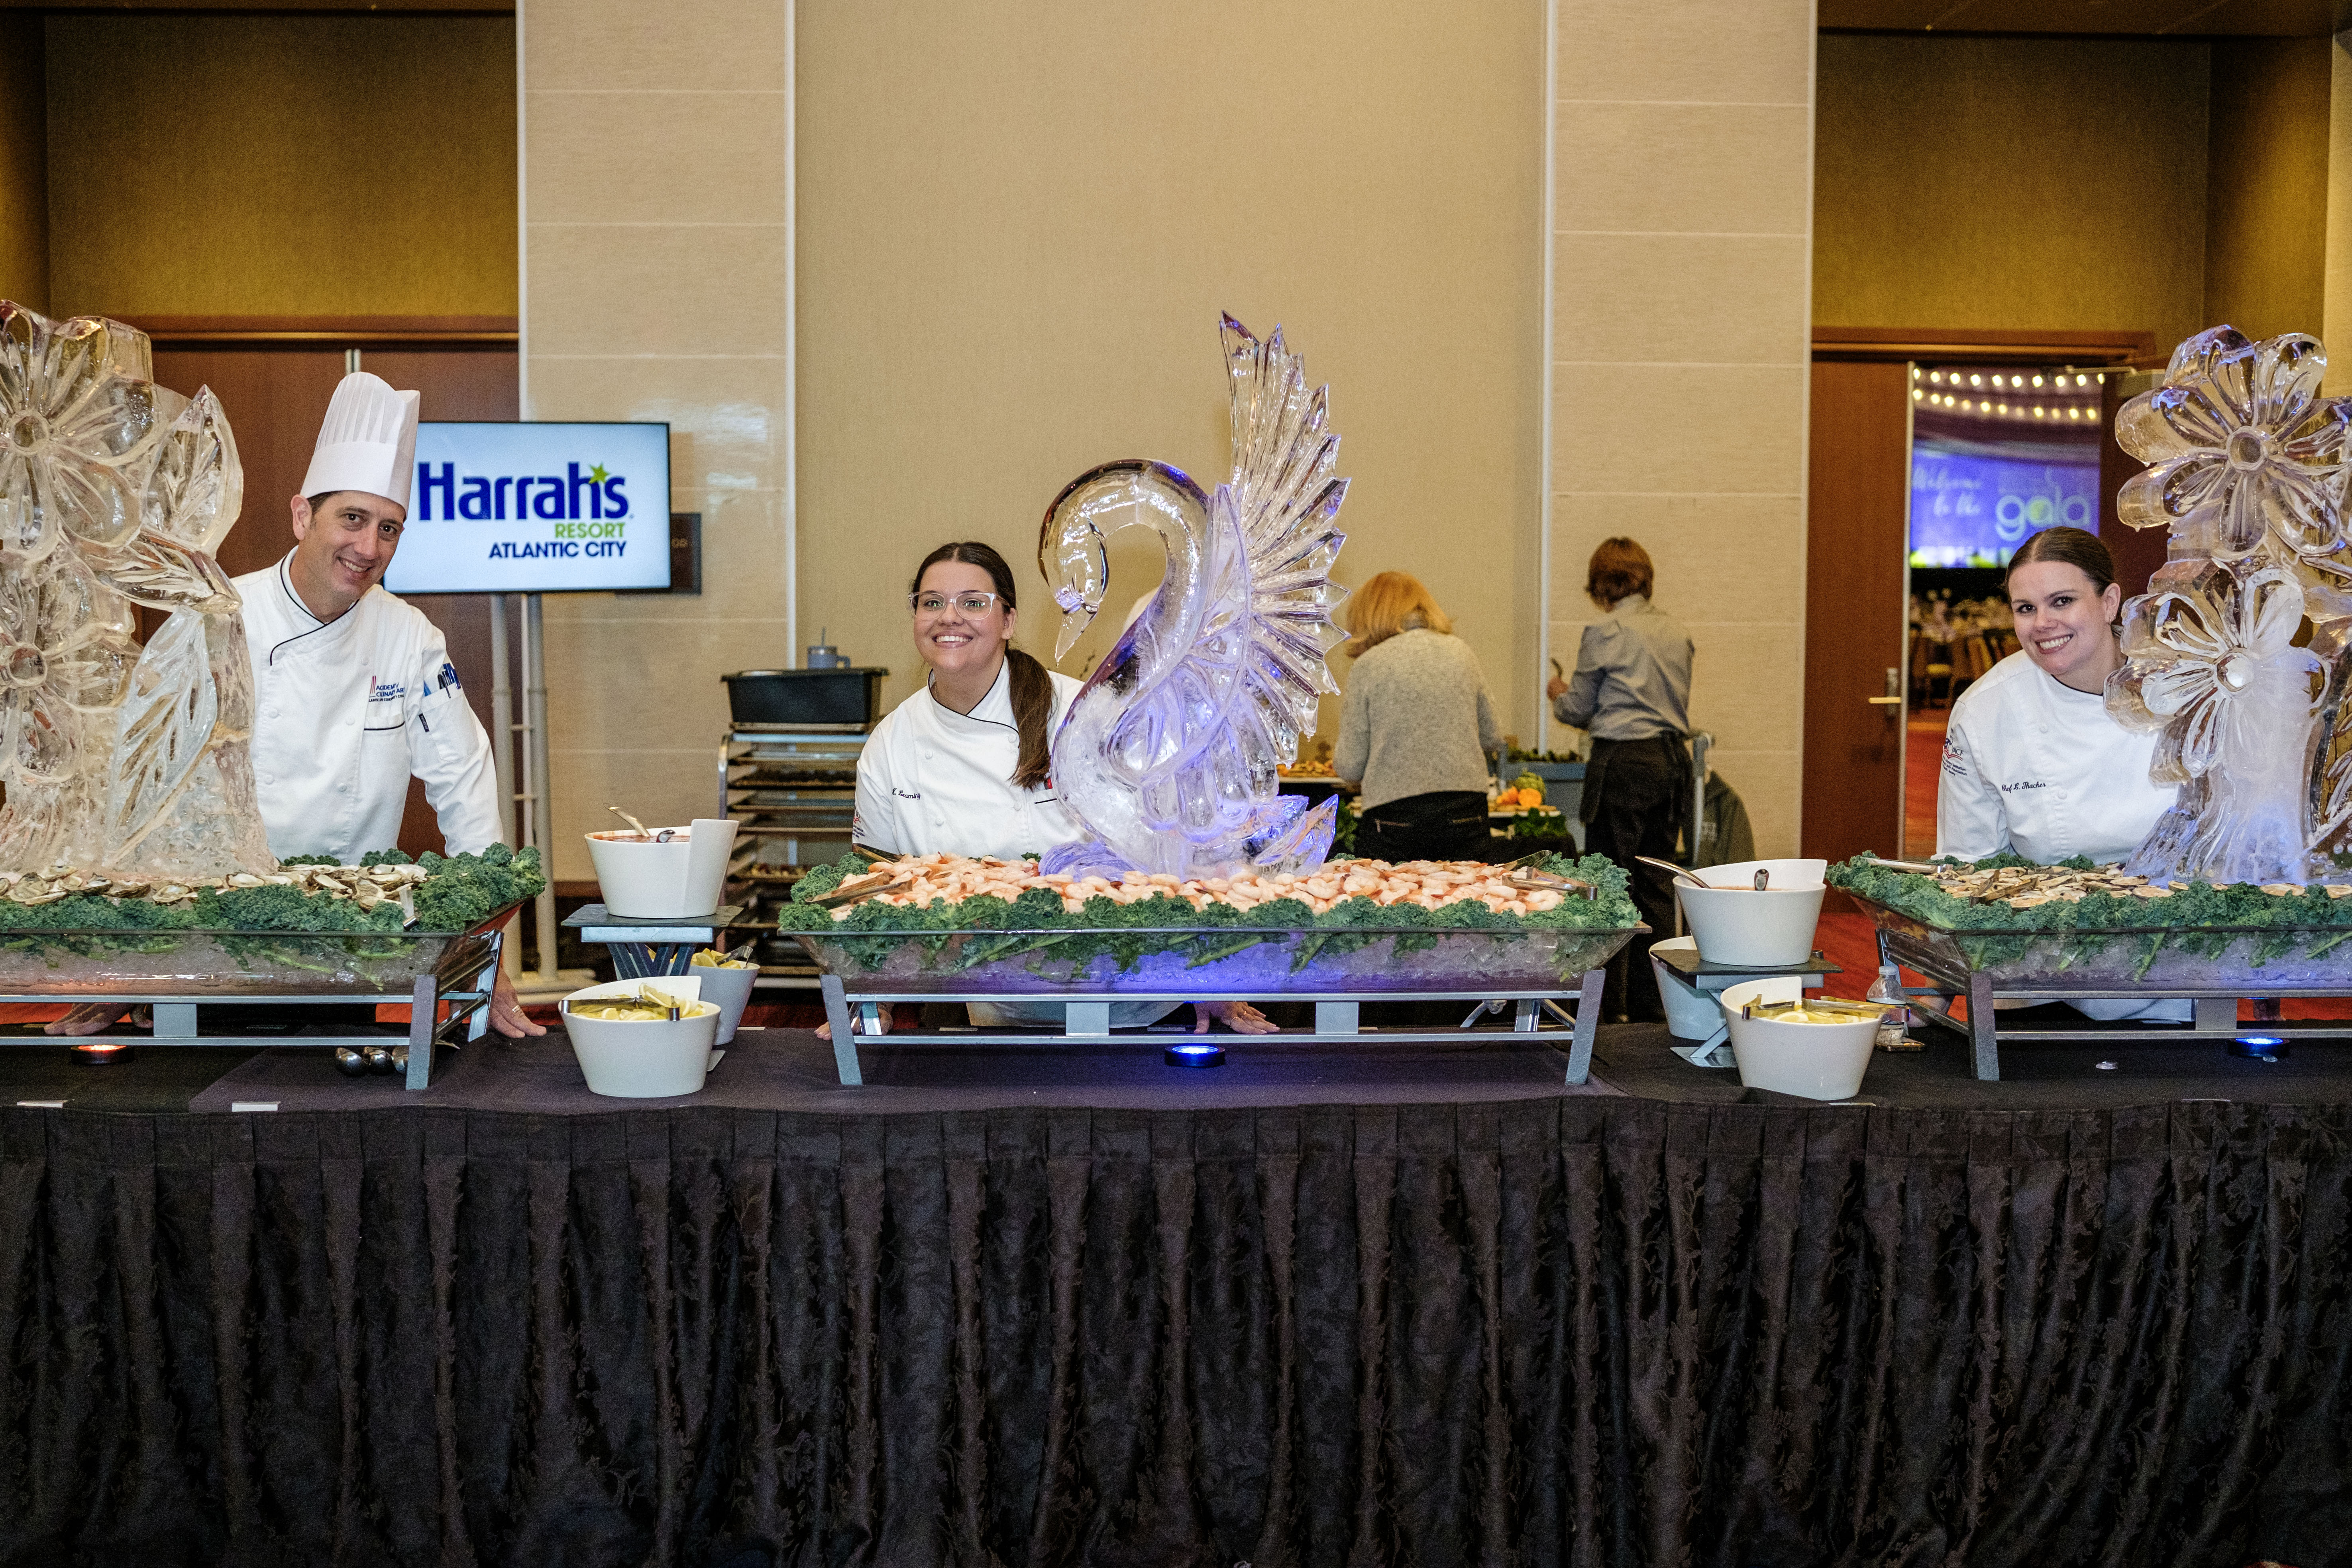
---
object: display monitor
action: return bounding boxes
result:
[1908,442,2099,570]
[383,422,671,594]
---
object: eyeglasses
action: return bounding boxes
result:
[910,591,1005,617]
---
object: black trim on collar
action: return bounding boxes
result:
[265,553,365,667]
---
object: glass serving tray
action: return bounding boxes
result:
[1849,891,2352,991]
[0,925,503,997]
[793,924,1639,995]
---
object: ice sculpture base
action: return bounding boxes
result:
[796,923,1639,1087]
[0,918,510,1090]
[1850,890,2352,1081]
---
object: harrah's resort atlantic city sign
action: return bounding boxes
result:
[385,422,672,594]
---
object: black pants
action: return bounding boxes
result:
[1581,734,1689,1022]
[1355,789,1493,865]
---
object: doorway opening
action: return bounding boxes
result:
[1900,361,2110,856]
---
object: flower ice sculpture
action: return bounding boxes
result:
[0,303,272,878]
[2109,558,2324,885]
[1037,314,1350,878]
[2114,327,2352,592]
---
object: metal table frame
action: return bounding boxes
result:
[563,904,749,978]
[0,928,503,1091]
[816,969,1609,1087]
[1874,926,2350,1081]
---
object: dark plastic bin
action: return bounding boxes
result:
[723,669,889,726]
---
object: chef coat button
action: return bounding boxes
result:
[264,707,279,719]
[259,773,274,785]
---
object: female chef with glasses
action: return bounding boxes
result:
[836,541,1274,1037]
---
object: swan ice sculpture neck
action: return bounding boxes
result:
[1038,314,1350,879]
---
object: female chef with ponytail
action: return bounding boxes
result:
[847,540,1274,1034]
[853,541,1078,859]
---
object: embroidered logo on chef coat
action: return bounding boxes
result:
[1941,736,1968,778]
[368,678,405,704]
[434,661,462,694]
[2000,780,2049,793]
[891,788,922,800]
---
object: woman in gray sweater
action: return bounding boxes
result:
[1333,573,1503,863]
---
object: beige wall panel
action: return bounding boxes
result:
[527,226,791,357]
[527,0,791,92]
[538,747,721,849]
[1551,363,1806,495]
[1553,234,1810,364]
[1554,0,1814,105]
[2204,37,2329,343]
[528,93,792,227]
[1554,101,1812,235]
[1551,1,1813,856]
[0,13,46,312]
[526,0,797,878]
[45,15,516,319]
[797,0,1545,752]
[1813,34,2210,349]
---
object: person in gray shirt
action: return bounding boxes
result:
[1334,572,1504,863]
[1546,537,1694,1021]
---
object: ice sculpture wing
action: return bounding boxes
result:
[1041,315,1350,876]
[102,609,219,860]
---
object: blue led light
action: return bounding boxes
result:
[1164,1042,1226,1068]
[2229,1034,2288,1061]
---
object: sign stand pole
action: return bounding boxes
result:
[489,593,520,979]
[514,592,591,997]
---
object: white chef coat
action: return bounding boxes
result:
[235,553,502,864]
[852,661,1085,859]
[1937,650,2178,865]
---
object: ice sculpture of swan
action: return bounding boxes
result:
[1037,314,1351,878]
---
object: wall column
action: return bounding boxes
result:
[520,0,795,878]
[1543,0,1816,855]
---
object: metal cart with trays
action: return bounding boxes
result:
[718,667,888,988]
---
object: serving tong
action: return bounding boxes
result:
[1637,854,1770,891]
[1500,854,1598,899]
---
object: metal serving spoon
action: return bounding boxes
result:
[606,805,675,842]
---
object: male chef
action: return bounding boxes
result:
[52,373,540,1039]
[239,371,541,1037]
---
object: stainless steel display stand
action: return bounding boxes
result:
[815,969,1609,1089]
[563,904,750,978]
[0,929,503,1091]
[1874,926,2334,1082]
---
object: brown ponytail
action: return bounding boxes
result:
[1005,647,1054,789]
[912,540,1056,791]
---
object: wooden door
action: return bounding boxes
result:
[1802,359,1911,867]
[147,339,517,857]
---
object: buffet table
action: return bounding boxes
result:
[0,918,509,1090]
[1855,888,2352,1079]
[799,922,1630,1086]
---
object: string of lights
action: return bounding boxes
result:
[1910,366,2110,423]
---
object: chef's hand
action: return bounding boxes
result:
[1545,674,1569,700]
[1196,1000,1279,1035]
[489,967,545,1038]
[45,1003,136,1036]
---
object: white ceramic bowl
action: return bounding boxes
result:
[562,975,720,1097]
[1675,857,1828,967]
[584,817,739,918]
[1718,977,1878,1101]
[1646,936,1723,1040]
[688,960,759,1044]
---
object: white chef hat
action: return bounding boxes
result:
[300,371,421,511]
